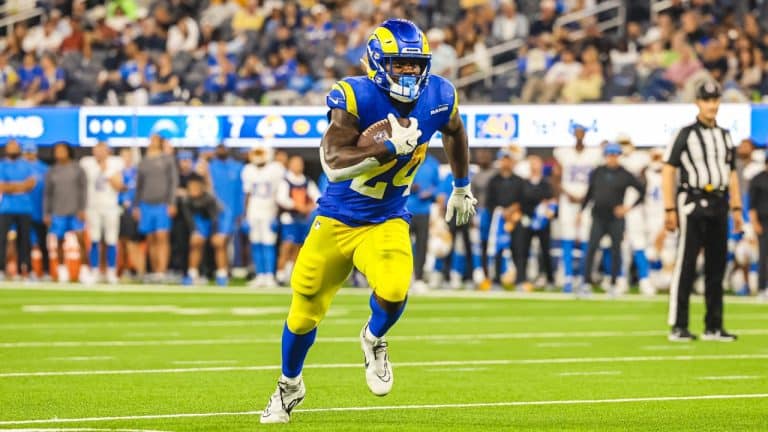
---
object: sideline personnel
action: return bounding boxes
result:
[662,80,742,342]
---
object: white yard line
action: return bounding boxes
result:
[558,371,622,377]
[0,314,656,331]
[642,345,694,351]
[536,342,593,348]
[0,394,766,426]
[698,375,763,381]
[0,429,172,431]
[45,357,113,362]
[170,360,239,365]
[3,282,766,304]
[2,354,768,378]
[4,329,768,349]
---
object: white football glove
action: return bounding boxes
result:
[445,185,478,226]
[386,113,421,155]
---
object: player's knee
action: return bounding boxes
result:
[286,313,320,335]
[373,275,411,303]
[190,234,205,247]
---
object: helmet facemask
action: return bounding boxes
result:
[378,55,430,103]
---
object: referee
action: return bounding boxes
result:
[662,80,742,342]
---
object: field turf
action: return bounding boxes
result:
[0,283,767,431]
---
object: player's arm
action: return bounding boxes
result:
[440,111,476,225]
[319,109,395,182]
[109,171,124,191]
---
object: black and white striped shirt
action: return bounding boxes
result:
[664,119,735,192]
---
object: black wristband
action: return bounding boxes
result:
[731,207,742,212]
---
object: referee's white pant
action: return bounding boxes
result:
[668,191,728,330]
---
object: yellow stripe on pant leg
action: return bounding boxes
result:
[286,216,354,334]
[352,218,413,303]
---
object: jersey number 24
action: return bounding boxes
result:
[350,144,428,199]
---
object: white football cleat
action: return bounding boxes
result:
[360,323,393,396]
[106,268,119,285]
[639,278,656,296]
[57,265,70,283]
[260,375,306,424]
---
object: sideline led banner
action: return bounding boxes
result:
[0,104,754,148]
[0,107,79,145]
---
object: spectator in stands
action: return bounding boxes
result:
[519,33,556,101]
[44,142,88,283]
[530,0,558,37]
[135,134,178,282]
[286,61,314,96]
[232,0,265,35]
[203,54,237,104]
[0,53,19,103]
[149,53,179,105]
[32,53,66,106]
[120,43,156,105]
[0,139,37,280]
[22,142,50,278]
[167,15,200,55]
[22,18,64,55]
[236,53,264,103]
[492,0,529,44]
[135,17,167,53]
[427,28,458,80]
[530,47,582,103]
[562,45,604,102]
[18,53,42,100]
[60,18,86,53]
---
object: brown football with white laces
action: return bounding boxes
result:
[356,117,411,148]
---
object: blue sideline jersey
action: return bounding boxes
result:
[209,157,244,216]
[406,153,440,216]
[0,158,36,215]
[119,166,138,207]
[318,74,458,226]
[28,159,48,222]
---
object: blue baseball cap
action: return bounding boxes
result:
[604,142,622,156]
[21,142,37,153]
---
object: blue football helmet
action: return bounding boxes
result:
[366,19,431,103]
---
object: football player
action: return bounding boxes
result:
[242,143,284,287]
[260,19,476,424]
[552,125,601,293]
[80,141,124,284]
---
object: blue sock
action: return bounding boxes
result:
[634,250,650,280]
[251,243,263,274]
[368,293,407,338]
[562,240,574,279]
[452,252,465,276]
[281,323,316,378]
[264,244,277,275]
[106,244,117,268]
[89,242,100,268]
[651,259,663,271]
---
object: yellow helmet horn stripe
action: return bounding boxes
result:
[421,31,430,55]
[373,26,400,54]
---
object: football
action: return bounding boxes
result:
[357,116,411,147]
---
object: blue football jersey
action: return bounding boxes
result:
[318,75,458,226]
[28,159,48,222]
[209,158,244,216]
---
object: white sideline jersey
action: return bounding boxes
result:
[80,156,124,210]
[242,162,285,218]
[620,150,650,178]
[553,146,602,199]
[644,165,665,231]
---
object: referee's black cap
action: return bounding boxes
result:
[695,80,722,100]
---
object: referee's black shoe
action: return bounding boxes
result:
[668,327,698,342]
[701,329,738,342]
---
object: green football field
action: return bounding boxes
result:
[1,284,767,431]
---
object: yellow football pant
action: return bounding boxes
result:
[286,216,413,335]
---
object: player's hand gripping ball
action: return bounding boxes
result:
[358,113,421,155]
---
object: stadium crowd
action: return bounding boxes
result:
[2,130,768,299]
[2,0,768,105]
